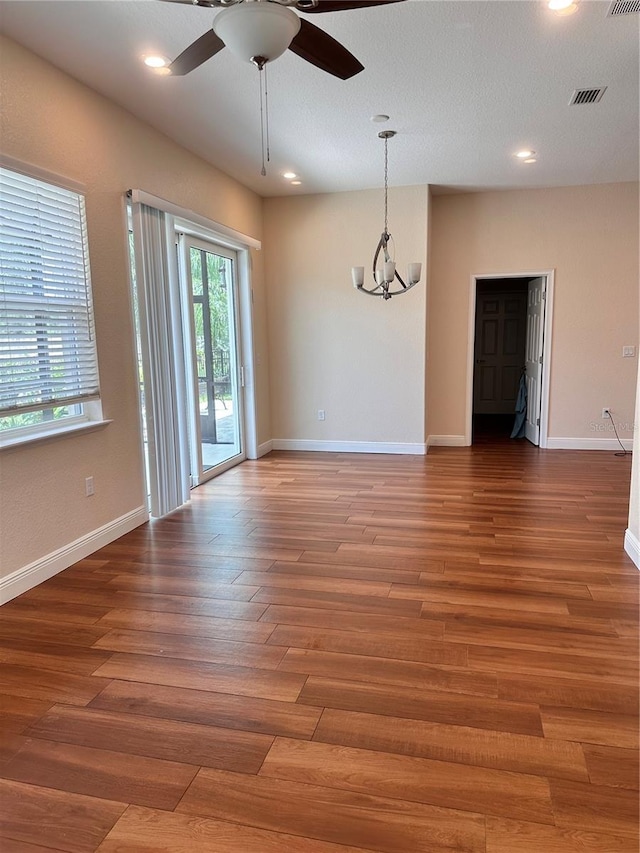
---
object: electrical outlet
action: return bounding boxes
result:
[601,408,611,419]
[317,409,325,421]
[85,476,95,497]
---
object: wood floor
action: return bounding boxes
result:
[1,440,638,852]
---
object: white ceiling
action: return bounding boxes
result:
[1,0,638,197]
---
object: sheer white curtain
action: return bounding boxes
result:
[131,201,190,517]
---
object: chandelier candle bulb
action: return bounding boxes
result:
[352,266,365,288]
[408,263,422,284]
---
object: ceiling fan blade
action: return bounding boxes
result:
[297,0,406,13]
[289,18,363,80]
[157,0,217,6]
[169,30,225,76]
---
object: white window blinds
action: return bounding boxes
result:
[0,166,100,415]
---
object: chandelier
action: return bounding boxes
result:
[351,130,421,300]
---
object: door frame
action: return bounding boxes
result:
[179,234,246,485]
[465,270,555,448]
[174,216,259,463]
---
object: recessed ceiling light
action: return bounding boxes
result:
[548,0,579,14]
[524,158,537,164]
[143,55,170,69]
[283,171,297,179]
[371,114,390,123]
[291,180,302,186]
[515,149,535,158]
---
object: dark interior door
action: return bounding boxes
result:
[474,290,527,415]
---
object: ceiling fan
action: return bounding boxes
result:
[160,0,407,80]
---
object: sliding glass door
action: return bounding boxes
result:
[181,236,244,483]
[129,194,258,517]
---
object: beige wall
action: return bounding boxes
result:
[263,187,428,447]
[428,183,639,443]
[0,37,270,578]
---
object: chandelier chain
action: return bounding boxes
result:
[384,136,389,234]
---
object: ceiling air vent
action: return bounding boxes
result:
[607,0,640,15]
[569,87,607,105]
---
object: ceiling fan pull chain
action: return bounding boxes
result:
[258,63,267,176]
[264,61,271,166]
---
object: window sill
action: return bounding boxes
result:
[0,419,113,451]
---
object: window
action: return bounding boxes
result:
[0,163,102,443]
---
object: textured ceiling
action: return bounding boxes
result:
[1,0,638,196]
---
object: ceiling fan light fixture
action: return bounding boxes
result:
[213,2,301,64]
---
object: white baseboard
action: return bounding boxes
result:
[427,435,468,448]
[0,505,149,604]
[624,529,640,569]
[546,437,633,451]
[257,440,273,458]
[272,439,427,456]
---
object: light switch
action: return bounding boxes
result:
[622,346,636,358]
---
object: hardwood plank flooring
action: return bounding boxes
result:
[540,706,639,749]
[259,737,556,824]
[176,767,486,853]
[297,676,544,735]
[89,679,322,739]
[485,816,638,852]
[1,739,197,809]
[583,744,639,790]
[92,628,287,669]
[95,805,384,853]
[92,653,306,701]
[26,704,274,773]
[267,623,467,665]
[0,779,126,852]
[278,647,498,695]
[94,607,276,643]
[312,707,589,780]
[549,779,639,838]
[1,443,637,851]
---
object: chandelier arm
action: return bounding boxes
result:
[357,279,419,298]
[372,232,386,282]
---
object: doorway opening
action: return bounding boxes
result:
[466,272,554,447]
